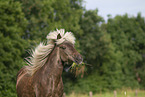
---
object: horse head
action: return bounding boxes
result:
[47,29,83,66]
[59,41,83,65]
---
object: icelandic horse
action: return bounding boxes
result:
[16,29,83,97]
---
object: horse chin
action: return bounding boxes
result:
[63,60,73,72]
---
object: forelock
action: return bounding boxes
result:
[46,29,75,45]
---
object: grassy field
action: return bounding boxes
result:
[66,89,145,97]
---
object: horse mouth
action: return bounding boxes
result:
[63,56,83,72]
[74,59,83,65]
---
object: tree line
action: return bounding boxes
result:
[0,0,145,96]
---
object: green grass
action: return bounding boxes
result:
[66,89,145,97]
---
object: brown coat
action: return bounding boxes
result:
[16,42,83,97]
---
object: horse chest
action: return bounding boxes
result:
[34,75,63,97]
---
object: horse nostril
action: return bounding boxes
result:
[74,55,83,64]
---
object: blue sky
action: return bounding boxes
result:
[84,0,145,20]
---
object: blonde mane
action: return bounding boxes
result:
[25,29,75,75]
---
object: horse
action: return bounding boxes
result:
[16,29,83,97]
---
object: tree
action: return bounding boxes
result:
[70,9,125,93]
[134,13,145,89]
[105,14,145,88]
[0,0,28,96]
[16,0,83,42]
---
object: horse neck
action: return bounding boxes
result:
[41,46,63,77]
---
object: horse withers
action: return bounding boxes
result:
[16,29,83,97]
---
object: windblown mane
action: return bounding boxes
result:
[25,29,75,75]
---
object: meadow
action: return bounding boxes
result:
[66,89,145,97]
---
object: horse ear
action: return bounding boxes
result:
[57,33,61,39]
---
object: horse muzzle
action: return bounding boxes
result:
[74,54,83,64]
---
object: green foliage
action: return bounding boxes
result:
[0,0,28,96]
[67,12,145,94]
[18,0,83,42]
[106,14,145,88]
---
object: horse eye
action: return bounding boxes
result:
[60,46,66,49]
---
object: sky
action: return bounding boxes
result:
[84,0,145,21]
